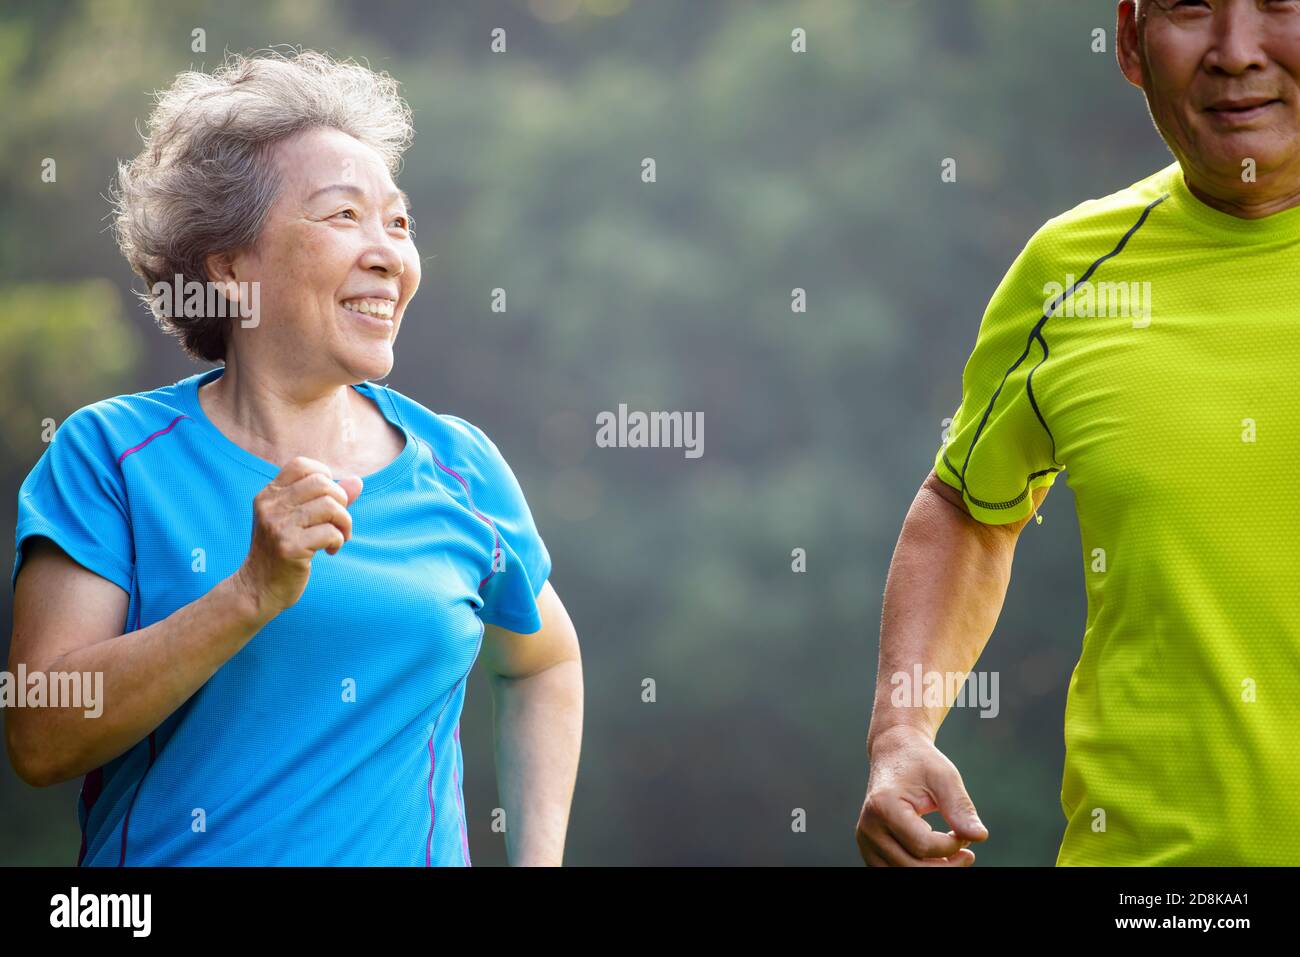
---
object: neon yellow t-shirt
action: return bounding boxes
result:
[935,161,1300,865]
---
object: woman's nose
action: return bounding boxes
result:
[359,228,404,277]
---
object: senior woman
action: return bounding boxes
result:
[6,50,582,866]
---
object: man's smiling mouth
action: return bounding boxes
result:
[1206,96,1282,115]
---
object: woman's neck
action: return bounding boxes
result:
[200,361,363,470]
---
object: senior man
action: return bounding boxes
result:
[858,0,1300,866]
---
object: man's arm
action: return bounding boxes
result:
[856,469,1048,866]
[478,581,583,866]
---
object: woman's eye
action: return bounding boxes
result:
[330,208,412,234]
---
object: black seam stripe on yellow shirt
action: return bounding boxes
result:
[946,192,1169,511]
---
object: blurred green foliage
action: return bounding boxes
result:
[0,281,138,462]
[0,0,1172,865]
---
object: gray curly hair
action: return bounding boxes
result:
[112,48,415,363]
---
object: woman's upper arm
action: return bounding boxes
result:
[7,538,129,781]
[9,536,129,675]
[480,581,580,680]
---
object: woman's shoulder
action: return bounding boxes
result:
[374,382,500,455]
[372,382,526,490]
[47,374,200,468]
[372,384,545,566]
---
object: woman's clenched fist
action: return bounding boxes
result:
[233,456,363,620]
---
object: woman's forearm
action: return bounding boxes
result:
[489,659,583,865]
[11,572,273,786]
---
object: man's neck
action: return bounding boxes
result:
[1184,173,1300,220]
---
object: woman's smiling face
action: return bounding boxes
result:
[222,125,421,383]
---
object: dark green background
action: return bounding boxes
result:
[0,0,1170,865]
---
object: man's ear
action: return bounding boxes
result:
[1117,0,1146,91]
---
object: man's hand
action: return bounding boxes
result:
[856,724,989,866]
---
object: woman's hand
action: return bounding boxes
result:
[235,456,363,620]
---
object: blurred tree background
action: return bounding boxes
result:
[0,0,1172,865]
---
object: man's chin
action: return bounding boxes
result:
[1182,132,1294,184]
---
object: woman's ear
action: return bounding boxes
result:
[204,251,242,311]
[204,250,236,283]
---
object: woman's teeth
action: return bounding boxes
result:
[341,299,395,319]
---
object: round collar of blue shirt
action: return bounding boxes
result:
[180,365,418,493]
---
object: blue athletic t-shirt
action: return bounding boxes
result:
[11,365,551,866]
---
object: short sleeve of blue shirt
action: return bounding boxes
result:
[434,414,552,634]
[12,406,135,594]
